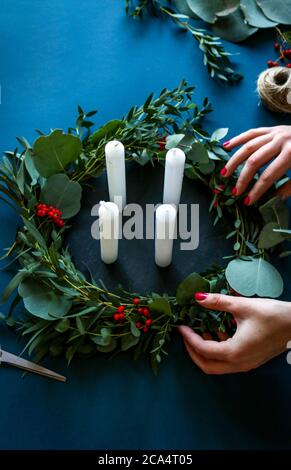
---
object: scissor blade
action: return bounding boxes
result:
[1,350,66,382]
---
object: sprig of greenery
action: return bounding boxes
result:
[125,0,242,84]
[0,81,288,373]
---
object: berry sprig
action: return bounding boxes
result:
[212,184,225,209]
[113,299,153,333]
[267,41,291,68]
[114,305,126,322]
[36,203,64,228]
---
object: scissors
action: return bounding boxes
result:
[0,347,66,382]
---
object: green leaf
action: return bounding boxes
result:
[240,0,278,27]
[165,134,185,150]
[187,0,240,23]
[149,297,172,316]
[259,197,289,227]
[199,159,215,175]
[187,142,209,164]
[76,316,85,335]
[225,258,283,298]
[2,271,28,302]
[175,0,198,16]
[22,218,47,250]
[130,321,141,337]
[233,241,241,251]
[55,318,70,333]
[24,150,39,185]
[32,130,82,177]
[257,0,291,25]
[176,273,210,306]
[96,338,117,353]
[18,278,72,319]
[41,173,82,219]
[121,333,139,351]
[258,222,285,249]
[211,128,229,141]
[90,120,123,145]
[212,8,258,42]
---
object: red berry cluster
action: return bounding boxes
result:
[158,136,167,151]
[36,203,64,228]
[213,184,225,209]
[136,306,152,333]
[114,305,125,322]
[267,42,291,68]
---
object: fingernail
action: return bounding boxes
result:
[223,140,231,149]
[244,195,251,206]
[231,187,238,196]
[194,292,208,301]
[220,167,227,177]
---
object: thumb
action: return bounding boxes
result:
[194,292,248,318]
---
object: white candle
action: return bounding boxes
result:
[99,201,119,264]
[163,148,186,207]
[155,204,177,268]
[105,140,126,211]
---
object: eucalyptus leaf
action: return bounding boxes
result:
[176,273,209,306]
[258,222,285,249]
[225,258,283,297]
[211,128,229,141]
[90,120,123,145]
[165,134,185,150]
[187,0,240,23]
[212,8,258,42]
[32,130,82,177]
[41,173,82,219]
[149,297,172,316]
[259,197,289,227]
[187,142,209,164]
[24,150,39,185]
[18,278,72,319]
[257,0,291,25]
[175,0,198,17]
[240,0,278,27]
[121,333,139,351]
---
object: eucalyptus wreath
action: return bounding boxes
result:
[1,80,290,373]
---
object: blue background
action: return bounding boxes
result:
[1,0,291,450]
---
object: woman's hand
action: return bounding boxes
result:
[220,125,291,205]
[178,293,291,375]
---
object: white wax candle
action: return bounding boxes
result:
[99,201,119,264]
[155,204,177,268]
[163,148,186,207]
[105,140,126,211]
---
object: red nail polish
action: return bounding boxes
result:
[223,140,231,148]
[244,195,251,206]
[220,167,227,177]
[194,292,208,301]
[231,187,238,196]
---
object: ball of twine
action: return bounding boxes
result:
[257,67,291,113]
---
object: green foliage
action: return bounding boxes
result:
[41,174,82,219]
[225,258,284,298]
[176,273,209,306]
[32,130,82,177]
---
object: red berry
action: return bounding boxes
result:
[119,313,125,320]
[117,305,125,313]
[213,189,219,195]
[36,210,45,217]
[274,42,280,50]
[158,136,167,151]
[143,326,149,333]
[143,308,150,317]
[218,184,225,190]
[135,322,142,329]
[286,64,291,68]
[133,297,140,306]
[145,319,152,326]
[55,219,64,228]
[114,313,120,321]
[137,307,143,315]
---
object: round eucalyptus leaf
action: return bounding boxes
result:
[41,173,82,219]
[258,222,285,249]
[257,0,291,25]
[187,0,240,23]
[32,130,82,177]
[175,0,197,17]
[176,273,209,306]
[225,258,283,298]
[212,8,258,42]
[18,278,72,319]
[240,0,278,27]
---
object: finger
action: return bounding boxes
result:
[224,134,272,177]
[183,340,236,374]
[223,128,271,151]
[275,180,291,200]
[179,325,234,361]
[247,152,291,205]
[235,140,280,195]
